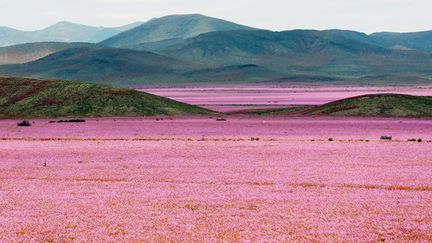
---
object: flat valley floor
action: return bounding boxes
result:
[143,85,432,112]
[1,116,432,241]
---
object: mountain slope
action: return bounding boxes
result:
[101,14,255,49]
[0,42,96,65]
[160,29,432,78]
[0,77,212,118]
[0,46,285,85]
[0,21,143,47]
[161,29,390,63]
[0,27,29,47]
[371,31,432,51]
[0,47,201,84]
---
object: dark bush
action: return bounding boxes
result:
[380,136,392,140]
[57,119,86,123]
[17,120,31,127]
[407,138,422,143]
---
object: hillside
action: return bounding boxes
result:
[0,21,143,47]
[0,46,288,85]
[239,94,432,117]
[371,31,432,51]
[0,77,212,118]
[101,14,255,49]
[306,94,432,117]
[0,47,201,84]
[161,29,390,63]
[0,42,96,65]
[160,29,432,79]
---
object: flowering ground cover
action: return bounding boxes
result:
[0,116,431,241]
[143,86,432,112]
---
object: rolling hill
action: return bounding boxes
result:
[101,14,255,49]
[0,21,143,47]
[0,77,212,118]
[306,94,432,117]
[241,94,432,117]
[0,42,96,65]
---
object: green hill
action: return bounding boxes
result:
[101,14,255,49]
[240,94,432,117]
[0,77,212,118]
[307,94,432,117]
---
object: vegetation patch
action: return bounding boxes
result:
[0,77,213,119]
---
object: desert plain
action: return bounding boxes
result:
[1,84,432,241]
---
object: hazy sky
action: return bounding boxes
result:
[0,0,431,33]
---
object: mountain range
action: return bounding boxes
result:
[0,14,431,86]
[0,21,143,47]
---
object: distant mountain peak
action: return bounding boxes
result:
[0,21,145,47]
[101,14,256,48]
[54,21,75,25]
[43,21,96,31]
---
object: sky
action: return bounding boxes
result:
[0,0,431,33]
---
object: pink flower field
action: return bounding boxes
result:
[1,116,432,241]
[143,86,432,112]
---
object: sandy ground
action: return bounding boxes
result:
[143,86,432,112]
[1,116,432,241]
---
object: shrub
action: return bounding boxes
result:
[17,120,31,127]
[380,136,392,140]
[57,119,86,123]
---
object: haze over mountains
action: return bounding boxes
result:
[0,21,143,47]
[0,14,432,86]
